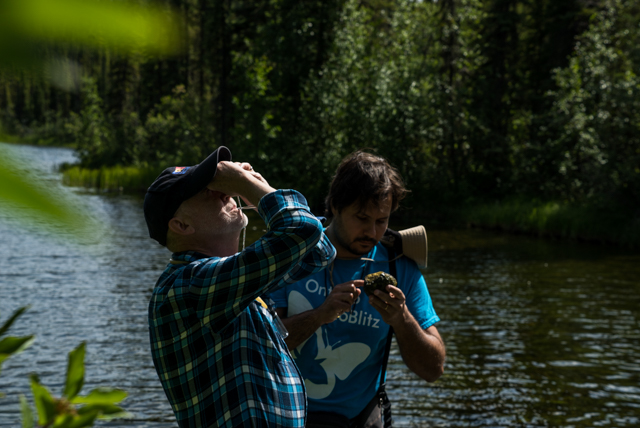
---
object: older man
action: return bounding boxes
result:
[143,146,336,427]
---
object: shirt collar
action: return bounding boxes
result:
[169,250,213,265]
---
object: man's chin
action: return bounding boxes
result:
[348,241,375,256]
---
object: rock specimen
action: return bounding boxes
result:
[363,271,397,297]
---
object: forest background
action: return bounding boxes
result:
[1,0,639,246]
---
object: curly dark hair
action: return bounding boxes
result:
[324,150,408,219]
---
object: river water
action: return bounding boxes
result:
[1,143,639,427]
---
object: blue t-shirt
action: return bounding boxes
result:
[267,243,439,419]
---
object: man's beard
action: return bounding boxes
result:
[230,211,249,232]
[332,219,377,257]
[347,238,376,256]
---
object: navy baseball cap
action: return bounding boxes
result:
[143,146,232,246]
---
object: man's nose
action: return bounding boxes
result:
[363,222,376,238]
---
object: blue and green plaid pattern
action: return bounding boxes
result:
[149,190,336,427]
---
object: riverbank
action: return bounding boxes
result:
[0,132,75,148]
[461,199,640,248]
[62,164,159,192]
[60,163,640,248]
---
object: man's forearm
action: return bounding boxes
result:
[393,313,445,382]
[282,229,336,286]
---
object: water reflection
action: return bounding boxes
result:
[0,144,174,427]
[1,144,639,427]
[409,230,640,427]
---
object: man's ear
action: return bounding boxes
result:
[168,217,195,236]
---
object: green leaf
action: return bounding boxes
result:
[30,374,57,426]
[0,335,36,365]
[0,148,85,234]
[65,411,99,428]
[19,394,35,428]
[0,306,30,337]
[0,0,182,66]
[98,410,134,421]
[63,342,86,400]
[77,403,132,421]
[51,414,74,428]
[77,403,123,415]
[71,388,127,405]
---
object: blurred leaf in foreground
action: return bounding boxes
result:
[0,0,183,71]
[0,146,97,238]
[19,394,34,428]
[0,307,35,396]
[63,342,86,400]
[26,343,130,428]
[0,0,182,236]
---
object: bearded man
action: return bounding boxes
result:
[268,151,445,427]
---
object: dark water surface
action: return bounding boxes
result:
[1,144,639,427]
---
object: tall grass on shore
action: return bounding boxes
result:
[464,199,640,247]
[62,165,159,192]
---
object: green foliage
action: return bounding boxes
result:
[465,198,640,246]
[0,146,99,238]
[61,167,102,190]
[0,0,181,71]
[0,0,182,238]
[549,0,640,203]
[130,85,213,166]
[5,0,639,241]
[20,395,35,428]
[0,307,35,391]
[1,308,129,427]
[63,345,86,399]
[0,2,175,425]
[20,343,130,428]
[292,0,486,206]
[62,164,160,192]
[68,80,218,168]
[29,375,56,426]
[225,0,348,207]
[66,78,115,168]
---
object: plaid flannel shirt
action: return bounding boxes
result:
[149,190,336,427]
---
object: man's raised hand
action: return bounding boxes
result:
[208,161,275,206]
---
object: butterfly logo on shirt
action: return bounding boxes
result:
[288,290,371,399]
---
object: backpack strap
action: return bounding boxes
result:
[379,318,394,392]
[378,229,398,392]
